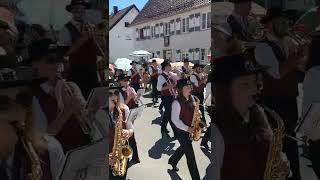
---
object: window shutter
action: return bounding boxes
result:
[170,20,175,35]
[202,13,207,29]
[155,24,159,38]
[176,18,181,34]
[195,13,200,31]
[189,14,194,32]
[207,12,211,29]
[136,28,139,40]
[160,23,164,37]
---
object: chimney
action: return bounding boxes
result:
[113,6,118,14]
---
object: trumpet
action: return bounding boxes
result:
[166,76,177,97]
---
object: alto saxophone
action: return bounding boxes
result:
[263,108,289,180]
[190,96,205,141]
[110,106,133,176]
[22,109,43,180]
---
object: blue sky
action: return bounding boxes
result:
[109,0,148,14]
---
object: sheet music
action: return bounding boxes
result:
[56,138,108,180]
[127,105,144,123]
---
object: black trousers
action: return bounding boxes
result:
[309,140,320,179]
[151,78,158,102]
[69,64,98,99]
[201,106,213,145]
[129,133,139,160]
[263,97,301,180]
[130,82,140,92]
[193,92,206,122]
[161,96,176,134]
[109,164,128,180]
[169,131,200,180]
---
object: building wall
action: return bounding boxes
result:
[131,5,211,65]
[109,8,139,63]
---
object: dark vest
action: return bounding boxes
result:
[261,38,300,98]
[176,97,195,132]
[216,106,270,180]
[108,108,127,152]
[150,66,158,80]
[191,74,205,93]
[65,22,97,66]
[160,73,175,97]
[227,15,248,41]
[181,66,190,74]
[130,69,140,85]
[120,89,138,109]
[33,83,90,152]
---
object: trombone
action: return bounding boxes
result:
[165,76,177,97]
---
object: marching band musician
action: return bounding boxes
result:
[0,80,65,180]
[117,74,141,163]
[298,7,320,177]
[149,60,160,104]
[168,79,201,180]
[58,0,99,98]
[255,8,305,180]
[181,58,192,78]
[190,64,207,124]
[30,42,91,152]
[227,0,254,42]
[157,60,180,136]
[212,54,289,180]
[127,61,141,92]
[200,71,213,150]
[108,83,134,180]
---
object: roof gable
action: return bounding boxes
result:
[109,4,139,30]
[131,0,211,26]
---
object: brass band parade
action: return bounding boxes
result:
[0,0,320,179]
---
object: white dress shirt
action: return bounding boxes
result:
[254,33,287,79]
[190,74,199,87]
[109,104,133,129]
[204,82,212,106]
[157,71,180,91]
[171,100,191,132]
[299,67,320,140]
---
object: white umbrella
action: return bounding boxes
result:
[114,58,132,71]
[129,50,152,57]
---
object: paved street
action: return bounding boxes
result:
[126,93,211,180]
[125,90,317,180]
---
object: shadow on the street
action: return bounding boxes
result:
[167,169,183,180]
[148,134,176,159]
[200,147,212,161]
[202,162,213,180]
[151,116,162,126]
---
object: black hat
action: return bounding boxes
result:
[183,58,189,62]
[106,80,122,90]
[152,59,157,63]
[161,60,171,70]
[260,8,286,24]
[130,61,138,65]
[66,0,91,12]
[0,20,9,29]
[117,74,130,82]
[177,79,192,89]
[193,63,200,69]
[212,54,268,85]
[230,0,252,3]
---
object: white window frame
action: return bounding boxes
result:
[195,15,200,27]
[170,21,175,33]
[189,16,194,29]
[160,24,164,34]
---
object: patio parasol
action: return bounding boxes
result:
[114,58,132,71]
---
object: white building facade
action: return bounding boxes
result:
[131,2,211,65]
[109,5,139,63]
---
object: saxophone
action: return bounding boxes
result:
[190,96,205,141]
[22,108,43,180]
[263,108,289,180]
[110,105,133,176]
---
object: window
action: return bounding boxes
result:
[136,28,139,40]
[182,50,189,60]
[155,24,159,36]
[157,51,160,58]
[195,14,200,27]
[182,18,186,32]
[139,29,144,39]
[202,13,207,29]
[176,19,181,31]
[207,12,211,29]
[201,49,205,61]
[170,20,175,34]
[160,23,164,36]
